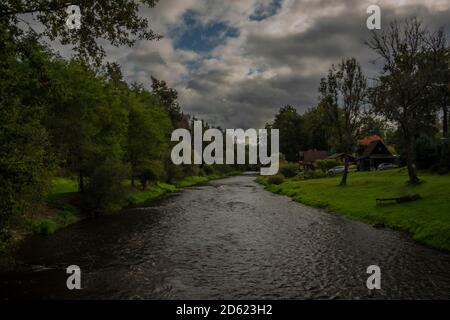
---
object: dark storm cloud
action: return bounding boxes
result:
[110,1,450,128]
[180,3,450,128]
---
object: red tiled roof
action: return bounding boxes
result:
[358,135,382,146]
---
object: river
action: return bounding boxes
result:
[1,174,450,299]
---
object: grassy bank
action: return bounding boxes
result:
[28,172,240,235]
[257,169,450,251]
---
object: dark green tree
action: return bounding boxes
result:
[271,105,305,162]
[367,18,444,184]
[1,0,162,65]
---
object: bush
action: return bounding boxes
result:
[166,163,184,183]
[267,175,285,185]
[315,159,342,173]
[83,158,130,214]
[279,162,299,178]
[135,159,165,190]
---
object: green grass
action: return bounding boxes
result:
[128,182,177,205]
[30,209,80,235]
[50,177,78,194]
[174,174,222,188]
[257,169,450,251]
[28,177,81,235]
[128,174,238,205]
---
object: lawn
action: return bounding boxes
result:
[257,169,450,251]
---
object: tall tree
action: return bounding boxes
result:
[1,0,161,64]
[320,58,367,186]
[271,105,304,162]
[336,58,367,186]
[367,18,443,184]
[151,76,183,127]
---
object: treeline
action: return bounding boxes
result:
[267,18,450,185]
[0,32,242,246]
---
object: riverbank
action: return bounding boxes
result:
[32,173,241,236]
[256,169,450,251]
[0,172,240,269]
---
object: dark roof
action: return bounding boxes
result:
[359,140,393,159]
[328,153,356,161]
[301,149,329,163]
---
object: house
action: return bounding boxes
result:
[358,140,395,171]
[299,149,329,168]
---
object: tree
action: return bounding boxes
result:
[367,18,444,184]
[0,33,53,240]
[125,86,171,190]
[45,59,128,192]
[319,68,343,152]
[320,58,367,186]
[151,76,183,127]
[1,0,161,65]
[336,58,367,186]
[271,105,304,162]
[302,102,333,151]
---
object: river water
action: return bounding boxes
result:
[1,174,450,299]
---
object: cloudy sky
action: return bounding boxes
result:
[104,0,450,129]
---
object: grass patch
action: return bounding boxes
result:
[257,170,450,251]
[27,177,81,235]
[30,209,80,235]
[128,182,177,205]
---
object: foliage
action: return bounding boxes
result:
[270,105,304,162]
[320,58,367,186]
[1,0,161,65]
[0,33,53,234]
[315,159,342,173]
[30,209,80,235]
[367,19,446,184]
[279,163,299,178]
[83,158,130,214]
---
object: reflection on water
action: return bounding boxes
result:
[1,175,450,299]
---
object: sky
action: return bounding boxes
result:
[102,0,450,128]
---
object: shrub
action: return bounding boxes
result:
[279,162,299,178]
[315,159,342,173]
[166,163,184,182]
[135,160,165,190]
[267,175,285,185]
[83,158,130,214]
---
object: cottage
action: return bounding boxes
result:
[358,140,395,171]
[299,149,329,168]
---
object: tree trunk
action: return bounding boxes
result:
[340,154,349,186]
[405,138,420,184]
